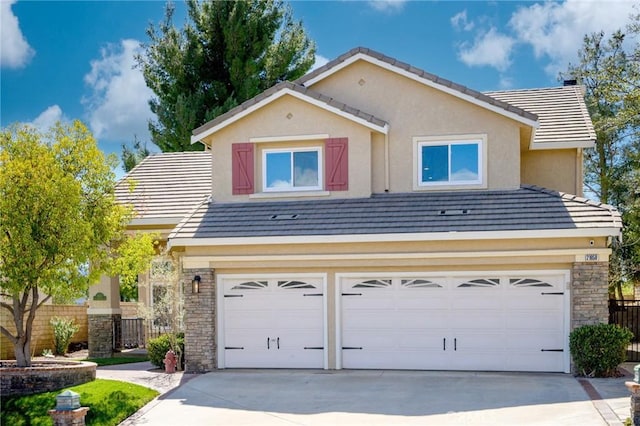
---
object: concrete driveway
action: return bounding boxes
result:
[118,369,632,425]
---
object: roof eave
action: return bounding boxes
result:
[168,227,621,250]
[191,86,388,145]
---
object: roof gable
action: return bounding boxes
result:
[191,81,388,145]
[486,86,596,149]
[296,47,539,128]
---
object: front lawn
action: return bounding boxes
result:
[83,354,149,366]
[1,379,158,426]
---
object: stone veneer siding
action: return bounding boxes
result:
[183,268,216,373]
[88,314,119,358]
[571,262,609,329]
[1,360,96,396]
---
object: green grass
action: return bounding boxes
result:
[83,354,149,366]
[1,379,159,426]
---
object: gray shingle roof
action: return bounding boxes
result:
[485,86,596,147]
[295,46,539,123]
[191,81,388,141]
[168,186,620,241]
[115,151,211,222]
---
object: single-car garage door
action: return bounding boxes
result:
[219,275,326,369]
[338,271,569,372]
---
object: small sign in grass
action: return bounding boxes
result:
[1,379,158,426]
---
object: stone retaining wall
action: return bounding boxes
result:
[0,360,96,396]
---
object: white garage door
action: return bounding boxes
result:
[220,276,325,368]
[339,272,569,372]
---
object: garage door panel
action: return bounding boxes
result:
[222,276,325,369]
[225,311,273,328]
[395,289,450,309]
[452,312,504,329]
[343,350,449,370]
[507,311,562,329]
[340,273,568,372]
[506,332,564,350]
[342,296,396,310]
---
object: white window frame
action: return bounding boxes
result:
[262,147,323,192]
[413,134,487,190]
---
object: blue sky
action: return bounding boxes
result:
[1,0,637,173]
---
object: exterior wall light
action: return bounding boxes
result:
[192,275,201,294]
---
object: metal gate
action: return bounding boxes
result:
[609,299,640,362]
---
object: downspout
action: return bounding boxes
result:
[384,129,390,192]
[576,148,583,197]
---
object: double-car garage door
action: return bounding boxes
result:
[219,272,569,372]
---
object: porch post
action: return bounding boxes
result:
[87,275,122,358]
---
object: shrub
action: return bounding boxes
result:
[569,323,633,377]
[50,317,80,355]
[147,332,184,369]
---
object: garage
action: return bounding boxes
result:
[218,275,327,369]
[337,271,570,373]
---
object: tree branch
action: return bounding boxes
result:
[0,300,15,316]
[36,294,52,310]
[0,325,18,345]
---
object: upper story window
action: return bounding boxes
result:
[232,138,348,196]
[263,147,323,192]
[414,135,486,189]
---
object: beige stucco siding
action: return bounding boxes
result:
[309,60,523,192]
[521,149,582,196]
[203,95,376,202]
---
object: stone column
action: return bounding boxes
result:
[571,262,609,330]
[183,268,215,373]
[87,274,122,358]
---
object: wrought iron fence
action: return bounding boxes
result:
[609,299,640,362]
[113,318,173,350]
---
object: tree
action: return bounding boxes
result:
[564,14,640,298]
[138,0,315,152]
[121,136,151,173]
[0,121,157,366]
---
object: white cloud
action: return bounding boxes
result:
[1,0,35,69]
[508,0,636,75]
[368,0,406,13]
[498,75,515,90]
[312,54,329,71]
[451,10,475,32]
[27,105,65,132]
[458,27,515,72]
[82,39,154,142]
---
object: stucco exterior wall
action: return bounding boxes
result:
[204,95,375,202]
[522,149,582,195]
[308,60,523,192]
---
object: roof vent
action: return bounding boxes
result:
[270,214,299,220]
[563,79,577,86]
[438,209,469,216]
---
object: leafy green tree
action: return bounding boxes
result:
[121,136,151,173]
[564,15,640,298]
[0,121,157,367]
[138,0,315,152]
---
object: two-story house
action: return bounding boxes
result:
[100,47,621,373]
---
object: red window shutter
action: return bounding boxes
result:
[231,143,254,195]
[325,138,348,191]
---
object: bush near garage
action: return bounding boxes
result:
[147,333,184,369]
[569,323,633,377]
